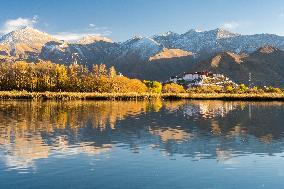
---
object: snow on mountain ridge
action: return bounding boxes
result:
[0,26,61,57]
[0,26,59,46]
[120,36,164,59]
[154,28,284,55]
[211,28,240,39]
[2,27,284,63]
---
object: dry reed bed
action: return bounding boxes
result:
[0,91,284,100]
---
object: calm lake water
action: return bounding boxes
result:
[0,100,284,189]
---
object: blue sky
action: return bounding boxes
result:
[0,0,284,41]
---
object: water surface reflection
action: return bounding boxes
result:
[1,100,284,188]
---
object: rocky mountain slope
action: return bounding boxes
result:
[2,27,284,64]
[149,48,192,61]
[153,28,284,55]
[189,46,284,87]
[0,27,59,59]
[1,27,284,85]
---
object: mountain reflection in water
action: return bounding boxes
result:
[0,100,284,173]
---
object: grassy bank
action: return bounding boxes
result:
[162,93,284,101]
[0,91,160,100]
[1,91,284,101]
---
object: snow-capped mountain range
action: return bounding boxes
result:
[2,26,284,83]
[153,28,284,55]
[1,27,284,63]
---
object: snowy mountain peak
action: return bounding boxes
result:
[122,35,143,45]
[211,28,239,39]
[160,31,179,37]
[182,28,238,39]
[124,36,160,46]
[121,36,163,60]
[130,35,143,40]
[123,36,161,49]
[184,29,200,34]
[183,29,206,36]
[0,27,60,57]
[0,27,59,46]
[2,27,284,66]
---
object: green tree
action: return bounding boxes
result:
[143,80,162,93]
[225,85,234,93]
[238,84,249,93]
[265,86,282,93]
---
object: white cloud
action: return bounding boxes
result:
[53,24,112,42]
[53,32,93,41]
[221,21,240,30]
[0,17,112,42]
[54,31,111,42]
[0,16,38,34]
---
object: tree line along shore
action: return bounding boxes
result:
[0,60,284,100]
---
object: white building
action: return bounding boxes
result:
[168,71,236,87]
[169,72,210,83]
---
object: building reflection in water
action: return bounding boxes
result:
[0,100,284,170]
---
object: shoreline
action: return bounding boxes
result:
[0,91,284,101]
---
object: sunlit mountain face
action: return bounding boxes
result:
[3,27,284,84]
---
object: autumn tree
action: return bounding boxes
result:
[162,83,185,93]
[55,64,68,91]
[108,66,117,78]
[0,60,156,93]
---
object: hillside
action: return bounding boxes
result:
[149,48,193,61]
[2,27,284,64]
[1,27,284,86]
[191,46,284,87]
[0,27,59,59]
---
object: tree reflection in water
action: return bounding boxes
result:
[0,100,284,170]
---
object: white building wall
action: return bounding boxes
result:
[183,74,200,81]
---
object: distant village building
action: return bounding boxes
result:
[169,71,210,85]
[168,71,236,88]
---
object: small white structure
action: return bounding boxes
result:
[169,71,210,83]
[168,71,236,87]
